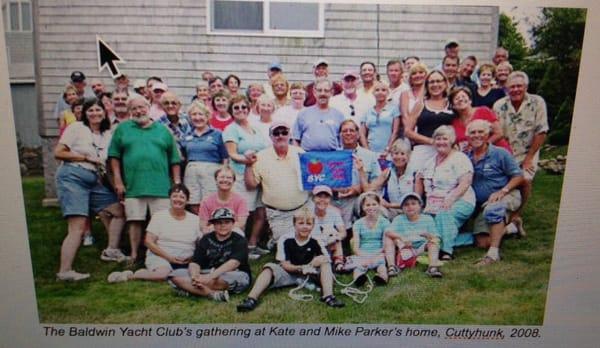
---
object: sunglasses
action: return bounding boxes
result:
[349,104,355,116]
[232,105,248,111]
[272,129,289,137]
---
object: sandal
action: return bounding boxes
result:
[425,266,443,278]
[439,251,454,261]
[388,265,400,277]
[354,273,368,287]
[321,295,345,308]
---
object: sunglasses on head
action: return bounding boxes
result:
[271,129,289,137]
[232,105,248,111]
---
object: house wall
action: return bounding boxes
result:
[34,0,498,198]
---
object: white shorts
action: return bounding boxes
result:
[184,161,221,204]
[124,197,170,221]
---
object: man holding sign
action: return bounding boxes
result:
[245,121,309,246]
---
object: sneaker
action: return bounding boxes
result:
[237,297,258,312]
[354,273,368,287]
[56,270,90,281]
[107,270,133,283]
[82,234,94,246]
[210,290,230,302]
[266,238,277,251]
[248,251,262,261]
[425,266,443,278]
[475,256,498,266]
[172,287,192,298]
[100,248,131,262]
[249,245,270,255]
[321,295,345,308]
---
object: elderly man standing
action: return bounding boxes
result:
[245,121,309,253]
[467,120,524,265]
[156,91,191,144]
[108,95,182,261]
[493,71,548,220]
[111,91,130,125]
[149,82,168,121]
[330,70,370,123]
[304,58,342,107]
[293,78,345,151]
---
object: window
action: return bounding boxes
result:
[208,0,324,37]
[4,0,31,32]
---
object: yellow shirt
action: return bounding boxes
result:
[253,145,308,210]
[63,110,77,126]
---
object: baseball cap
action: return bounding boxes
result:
[152,82,168,92]
[133,79,146,89]
[70,71,86,83]
[269,61,282,71]
[400,192,424,207]
[312,185,333,196]
[313,58,329,68]
[209,208,235,223]
[269,121,290,134]
[342,70,359,80]
[445,39,460,49]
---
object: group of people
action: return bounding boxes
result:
[52,40,548,311]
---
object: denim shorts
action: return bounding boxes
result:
[55,163,118,217]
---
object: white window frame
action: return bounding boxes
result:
[206,0,325,38]
[4,0,32,32]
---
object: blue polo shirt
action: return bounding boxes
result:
[293,106,345,151]
[361,103,400,153]
[469,144,522,205]
[180,128,228,163]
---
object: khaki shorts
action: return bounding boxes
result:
[473,190,522,234]
[184,161,221,204]
[124,197,170,221]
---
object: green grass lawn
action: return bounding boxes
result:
[24,150,564,324]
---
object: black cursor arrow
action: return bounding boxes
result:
[97,35,125,79]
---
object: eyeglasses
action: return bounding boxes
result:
[162,101,179,106]
[349,104,355,117]
[271,129,289,137]
[428,79,445,84]
[232,105,248,111]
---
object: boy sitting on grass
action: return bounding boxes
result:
[384,192,444,278]
[237,208,344,312]
[169,208,251,302]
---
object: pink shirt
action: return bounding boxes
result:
[198,192,249,222]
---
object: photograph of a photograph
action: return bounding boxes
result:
[7,0,585,326]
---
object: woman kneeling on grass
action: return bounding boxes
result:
[349,192,390,286]
[384,192,443,278]
[108,184,201,283]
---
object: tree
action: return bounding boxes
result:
[531,8,586,145]
[498,13,529,69]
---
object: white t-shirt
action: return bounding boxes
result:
[273,104,303,129]
[420,151,476,210]
[59,122,98,171]
[329,94,370,122]
[248,117,273,144]
[146,209,202,259]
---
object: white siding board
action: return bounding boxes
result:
[36,1,499,136]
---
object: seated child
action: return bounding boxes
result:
[237,208,344,312]
[384,192,443,278]
[169,208,251,302]
[348,192,390,286]
[310,185,346,272]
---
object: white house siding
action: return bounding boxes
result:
[34,1,498,199]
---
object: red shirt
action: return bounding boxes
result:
[210,113,234,131]
[452,107,512,154]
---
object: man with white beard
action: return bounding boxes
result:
[108,95,182,262]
